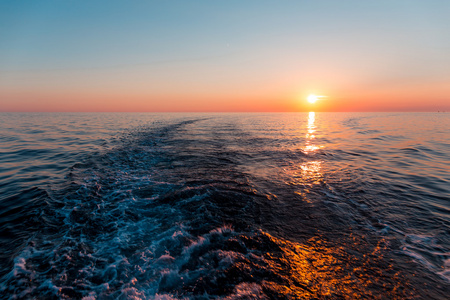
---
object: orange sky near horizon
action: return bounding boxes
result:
[2,93,449,113]
[2,77,449,112]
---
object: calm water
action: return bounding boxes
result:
[0,112,449,299]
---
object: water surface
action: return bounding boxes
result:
[0,112,448,299]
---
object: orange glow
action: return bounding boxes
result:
[1,78,449,112]
[0,90,299,112]
[259,231,409,299]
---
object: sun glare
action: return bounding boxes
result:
[307,95,318,103]
[307,94,326,104]
[307,94,319,103]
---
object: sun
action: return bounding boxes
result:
[307,94,319,103]
[307,94,325,104]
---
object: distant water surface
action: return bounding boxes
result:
[0,112,448,299]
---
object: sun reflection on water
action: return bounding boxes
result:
[298,112,323,187]
[258,231,407,299]
[303,112,321,154]
[283,112,325,201]
[306,111,315,139]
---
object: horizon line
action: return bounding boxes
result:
[1,110,447,113]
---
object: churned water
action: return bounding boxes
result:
[0,112,448,299]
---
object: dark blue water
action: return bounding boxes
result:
[0,112,449,299]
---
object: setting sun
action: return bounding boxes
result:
[307,94,326,104]
[307,95,318,103]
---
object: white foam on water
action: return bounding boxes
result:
[401,233,450,282]
[437,258,450,281]
[223,282,267,300]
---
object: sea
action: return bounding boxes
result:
[0,112,448,299]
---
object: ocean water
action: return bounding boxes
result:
[0,112,448,299]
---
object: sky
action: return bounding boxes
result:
[1,0,449,112]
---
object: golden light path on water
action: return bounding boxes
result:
[283,111,323,202]
[303,111,321,154]
[260,112,409,298]
[296,112,323,192]
[259,232,401,299]
[300,112,323,191]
